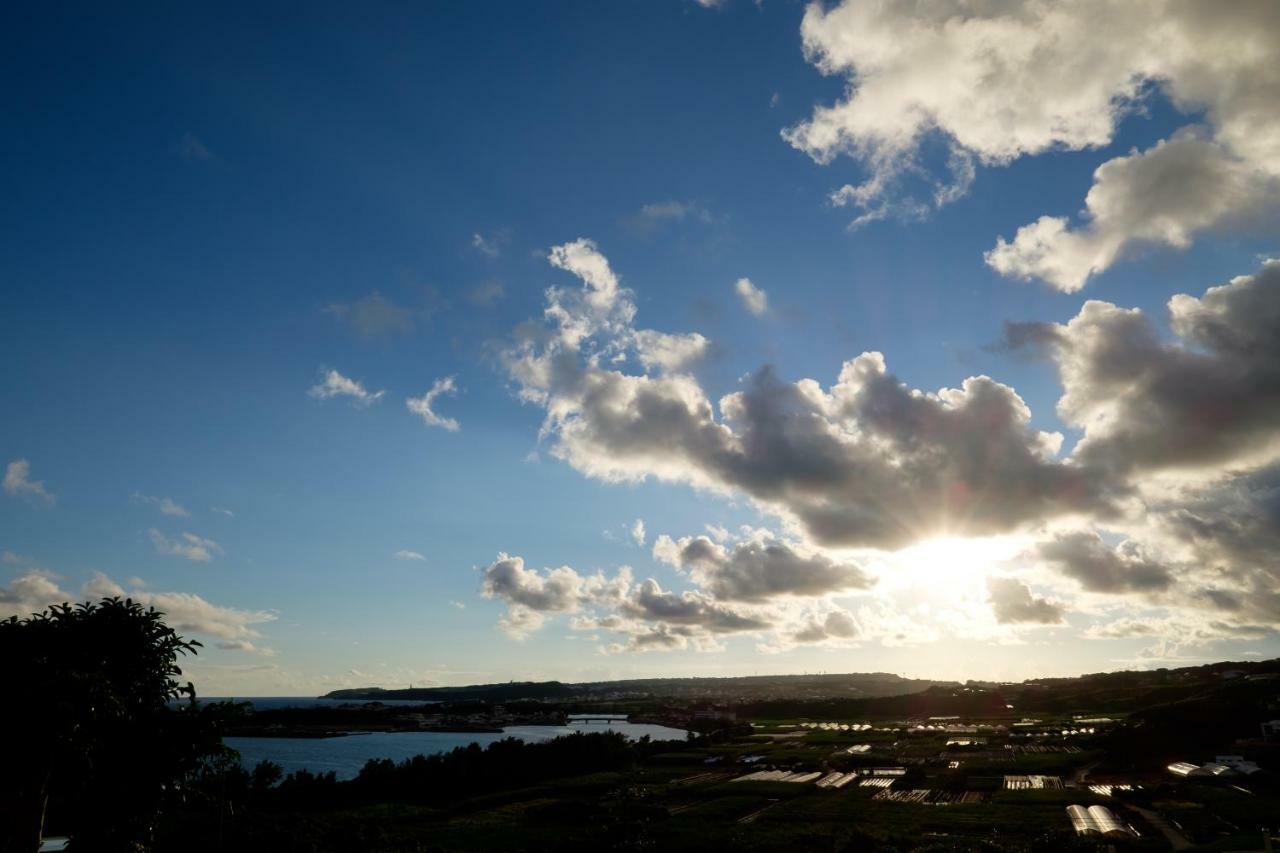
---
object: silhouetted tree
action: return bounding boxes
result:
[0,598,232,852]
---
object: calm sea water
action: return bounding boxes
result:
[224,721,689,780]
[204,696,437,711]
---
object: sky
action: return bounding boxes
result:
[3,1,1279,695]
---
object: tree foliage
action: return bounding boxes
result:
[0,598,233,852]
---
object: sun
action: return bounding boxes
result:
[885,534,1029,594]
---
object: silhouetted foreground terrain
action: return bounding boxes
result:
[168,659,1280,851]
[6,599,1278,852]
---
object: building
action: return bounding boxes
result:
[1005,775,1062,790]
[1067,804,1132,837]
[1066,804,1097,835]
[1167,761,1206,777]
[1215,755,1262,775]
[1087,805,1130,837]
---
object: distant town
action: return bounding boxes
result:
[186,658,1280,850]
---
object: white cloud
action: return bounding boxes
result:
[630,519,646,547]
[498,604,546,640]
[406,376,460,432]
[987,132,1278,292]
[631,329,710,373]
[211,506,235,517]
[3,459,55,507]
[83,571,126,599]
[394,550,427,562]
[149,529,223,563]
[308,369,385,407]
[786,1,1280,287]
[1,570,273,654]
[733,277,768,316]
[0,570,68,618]
[128,585,275,652]
[132,492,189,517]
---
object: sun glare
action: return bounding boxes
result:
[887,535,1029,592]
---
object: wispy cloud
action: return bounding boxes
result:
[3,459,55,507]
[132,492,189,517]
[325,291,415,337]
[625,200,713,235]
[467,280,505,307]
[179,132,213,161]
[308,369,385,407]
[471,231,509,258]
[149,529,223,563]
[394,550,427,562]
[406,376,460,431]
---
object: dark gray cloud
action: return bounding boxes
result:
[653,532,873,601]
[1151,464,1280,622]
[619,579,771,633]
[535,355,1100,550]
[1035,531,1173,594]
[989,321,1064,360]
[508,240,1113,550]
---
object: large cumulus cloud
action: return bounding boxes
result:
[508,240,1100,550]
[1014,260,1280,478]
[489,242,1280,652]
[786,0,1280,289]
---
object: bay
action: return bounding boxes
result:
[224,721,688,781]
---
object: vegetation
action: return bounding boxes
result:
[4,603,1278,851]
[0,598,236,853]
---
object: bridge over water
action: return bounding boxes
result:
[567,713,629,724]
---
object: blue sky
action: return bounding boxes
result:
[4,1,1279,694]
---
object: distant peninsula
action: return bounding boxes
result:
[322,672,956,704]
